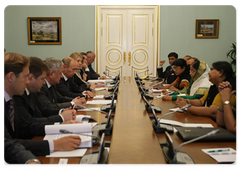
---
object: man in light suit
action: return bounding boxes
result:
[157,52,178,84]
[4,53,81,156]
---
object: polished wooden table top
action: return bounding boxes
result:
[36,76,236,164]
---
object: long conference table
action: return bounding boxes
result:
[35,76,236,164]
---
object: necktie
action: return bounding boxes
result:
[7,99,14,131]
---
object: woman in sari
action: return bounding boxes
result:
[175,61,236,120]
[162,59,212,100]
[154,58,191,92]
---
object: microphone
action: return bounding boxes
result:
[77,105,110,118]
[152,104,192,133]
[139,83,153,99]
[59,129,101,145]
[135,70,149,81]
[100,92,117,112]
[108,80,119,92]
[171,129,220,163]
[90,88,117,100]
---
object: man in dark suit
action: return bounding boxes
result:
[14,57,76,123]
[80,52,91,81]
[4,53,81,156]
[37,57,86,117]
[5,129,41,164]
[86,51,106,80]
[56,57,94,98]
[157,52,178,84]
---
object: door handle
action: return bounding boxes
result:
[124,52,126,63]
[128,52,131,66]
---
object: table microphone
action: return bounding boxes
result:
[90,88,117,100]
[171,129,220,164]
[152,104,192,133]
[139,83,153,99]
[77,105,110,118]
[59,129,101,145]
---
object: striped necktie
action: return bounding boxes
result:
[7,99,14,131]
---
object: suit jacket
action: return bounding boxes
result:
[72,73,90,91]
[157,65,177,84]
[13,91,63,123]
[82,68,91,81]
[56,77,85,98]
[2,134,36,165]
[37,84,73,117]
[4,100,50,156]
[88,63,100,80]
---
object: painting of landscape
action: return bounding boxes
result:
[31,21,58,41]
[200,24,214,34]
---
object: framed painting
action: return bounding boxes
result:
[28,17,62,45]
[195,19,219,39]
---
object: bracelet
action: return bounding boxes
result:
[25,158,42,164]
[217,107,224,113]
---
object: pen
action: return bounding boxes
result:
[208,149,230,153]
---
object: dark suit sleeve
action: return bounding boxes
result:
[56,78,84,98]
[73,74,88,90]
[13,95,63,123]
[5,126,50,157]
[37,85,72,117]
[157,67,164,78]
[88,64,100,80]
[5,137,39,164]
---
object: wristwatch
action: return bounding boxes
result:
[223,101,230,105]
[25,158,42,164]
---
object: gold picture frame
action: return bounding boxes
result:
[195,19,219,39]
[28,17,62,45]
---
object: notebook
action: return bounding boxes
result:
[176,127,236,142]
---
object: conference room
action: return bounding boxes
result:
[4,5,237,166]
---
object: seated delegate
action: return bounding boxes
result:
[176,61,236,120]
[154,58,191,92]
[162,59,212,101]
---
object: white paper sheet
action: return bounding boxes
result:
[159,119,213,128]
[202,148,236,163]
[46,149,87,158]
[94,95,104,99]
[94,87,107,91]
[86,100,116,105]
[77,108,101,112]
[88,79,113,83]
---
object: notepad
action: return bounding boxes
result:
[202,148,236,163]
[44,123,93,149]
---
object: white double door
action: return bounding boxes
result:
[97,6,159,77]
